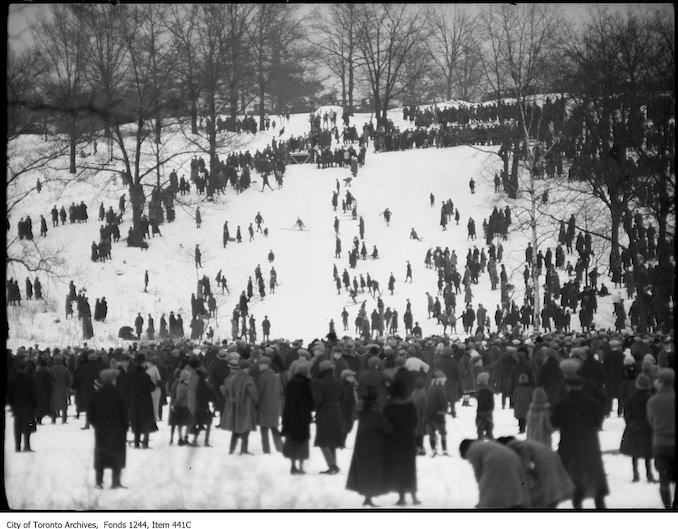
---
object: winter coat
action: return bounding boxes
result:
[340,379,357,439]
[7,371,38,433]
[646,388,675,449]
[33,366,53,420]
[358,369,389,410]
[579,357,606,391]
[424,381,448,425]
[465,440,531,509]
[537,357,565,405]
[256,368,281,428]
[220,371,258,434]
[505,439,574,508]
[311,370,345,448]
[551,388,608,499]
[49,363,73,413]
[126,365,158,435]
[87,384,128,470]
[410,388,427,437]
[346,409,393,497]
[74,359,103,413]
[512,384,533,420]
[383,399,418,493]
[526,391,554,449]
[620,388,653,458]
[281,374,314,442]
[603,349,624,399]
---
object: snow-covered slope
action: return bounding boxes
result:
[6,108,624,349]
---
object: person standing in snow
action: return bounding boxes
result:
[195,244,202,268]
[87,368,128,489]
[144,270,149,293]
[405,261,412,283]
[469,177,476,194]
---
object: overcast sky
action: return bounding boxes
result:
[8,3,672,51]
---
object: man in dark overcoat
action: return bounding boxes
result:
[551,372,609,509]
[7,358,38,452]
[311,360,345,474]
[126,353,158,448]
[87,369,128,488]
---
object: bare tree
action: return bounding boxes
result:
[426,5,478,101]
[483,4,566,329]
[355,4,429,126]
[308,4,360,115]
[34,5,89,174]
[72,4,129,162]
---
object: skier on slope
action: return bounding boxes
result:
[295,218,306,230]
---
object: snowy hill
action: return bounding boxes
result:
[7,108,622,350]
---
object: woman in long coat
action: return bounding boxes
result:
[127,354,158,448]
[219,359,258,454]
[49,355,72,423]
[550,375,609,508]
[33,358,53,424]
[526,387,554,448]
[498,436,574,508]
[311,360,345,474]
[460,438,531,509]
[87,369,128,488]
[619,373,656,482]
[281,364,314,474]
[383,379,419,505]
[346,386,393,507]
[256,357,282,453]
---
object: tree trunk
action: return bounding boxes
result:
[69,135,77,174]
[230,89,239,123]
[207,92,217,198]
[609,208,621,272]
[446,67,453,100]
[191,97,198,135]
[155,115,162,187]
[258,73,266,131]
[340,70,347,116]
[348,58,354,115]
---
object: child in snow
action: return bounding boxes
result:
[475,372,494,440]
[526,387,554,449]
[512,373,533,434]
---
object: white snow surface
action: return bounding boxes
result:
[3,399,663,509]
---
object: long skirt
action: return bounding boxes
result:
[282,437,309,461]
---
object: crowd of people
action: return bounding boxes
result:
[5,328,675,508]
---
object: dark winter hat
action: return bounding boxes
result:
[635,374,651,390]
[459,439,475,459]
[496,436,516,446]
[134,352,146,365]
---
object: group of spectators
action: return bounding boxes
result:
[5,327,675,507]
